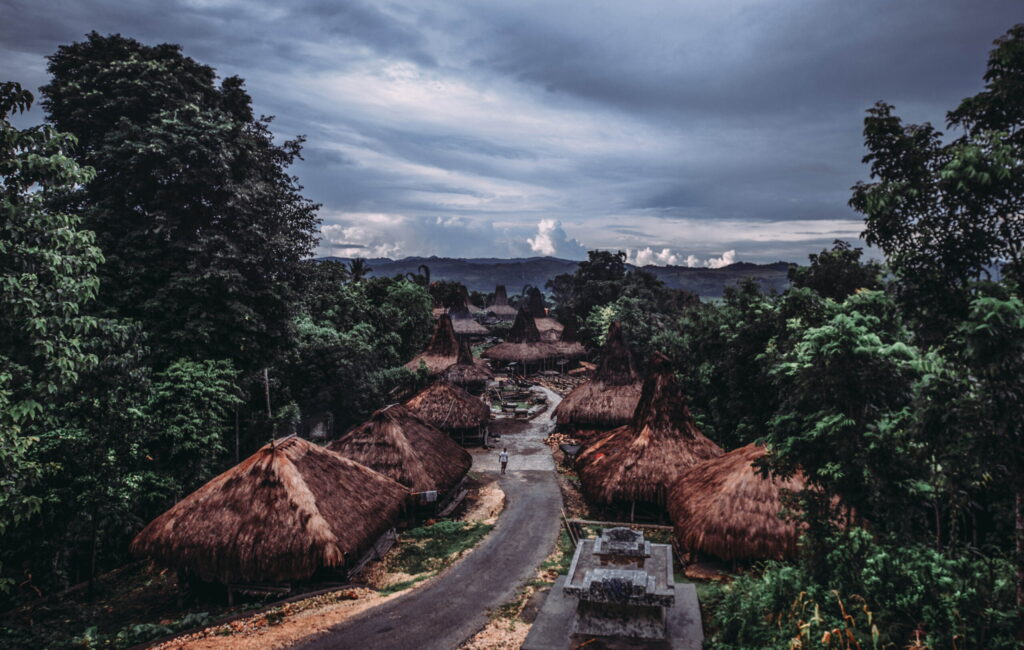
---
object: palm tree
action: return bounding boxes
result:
[349,258,371,282]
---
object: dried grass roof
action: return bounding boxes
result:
[552,321,639,428]
[525,288,547,317]
[487,285,518,317]
[328,404,471,494]
[451,317,490,336]
[131,436,407,584]
[482,308,558,364]
[405,381,491,431]
[405,314,459,375]
[576,353,723,505]
[668,444,805,561]
[442,339,494,388]
[550,319,587,360]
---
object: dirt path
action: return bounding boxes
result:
[292,387,564,650]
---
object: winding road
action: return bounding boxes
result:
[293,387,564,650]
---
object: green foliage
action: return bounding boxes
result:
[788,240,884,301]
[390,521,493,575]
[41,33,320,371]
[0,81,105,590]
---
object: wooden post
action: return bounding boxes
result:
[263,368,272,418]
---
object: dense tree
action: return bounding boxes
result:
[0,82,105,590]
[41,33,320,370]
[851,25,1024,339]
[787,240,883,300]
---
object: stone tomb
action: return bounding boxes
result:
[524,527,703,649]
[563,527,674,640]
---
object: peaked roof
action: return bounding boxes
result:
[328,404,472,494]
[442,339,494,388]
[550,319,587,360]
[405,314,459,374]
[405,381,491,431]
[482,308,558,364]
[131,436,407,583]
[668,444,806,561]
[552,321,640,429]
[576,353,723,505]
[507,307,541,343]
[525,287,547,317]
[487,285,517,317]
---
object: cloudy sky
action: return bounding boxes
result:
[3,1,1019,264]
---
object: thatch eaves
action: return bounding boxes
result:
[131,436,407,584]
[576,353,723,506]
[486,285,518,318]
[549,319,587,360]
[482,308,558,364]
[442,339,494,389]
[668,444,805,561]
[405,381,491,432]
[405,314,459,375]
[328,404,471,494]
[552,321,640,429]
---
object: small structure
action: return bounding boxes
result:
[524,527,704,649]
[404,314,459,376]
[576,353,723,521]
[131,436,407,588]
[327,404,471,498]
[564,527,674,639]
[448,301,490,338]
[482,308,558,374]
[668,443,806,561]
[524,287,564,341]
[485,285,518,320]
[552,321,641,436]
[548,319,587,364]
[405,380,491,445]
[441,338,494,394]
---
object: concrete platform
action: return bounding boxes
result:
[522,576,704,650]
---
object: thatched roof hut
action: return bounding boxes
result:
[442,339,494,393]
[448,302,490,337]
[486,285,518,319]
[131,436,407,584]
[549,319,587,361]
[668,444,806,561]
[405,314,459,375]
[553,321,641,430]
[405,381,490,434]
[576,353,723,507]
[482,308,558,367]
[523,287,563,340]
[327,404,471,495]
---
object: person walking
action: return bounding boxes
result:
[499,448,509,475]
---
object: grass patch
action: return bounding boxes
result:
[378,574,432,596]
[538,528,575,576]
[390,520,494,576]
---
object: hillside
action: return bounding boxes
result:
[318,256,793,297]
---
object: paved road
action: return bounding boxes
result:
[294,387,563,650]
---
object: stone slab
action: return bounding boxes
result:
[523,576,704,650]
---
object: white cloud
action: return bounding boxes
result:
[627,247,738,268]
[527,219,587,259]
[704,250,737,268]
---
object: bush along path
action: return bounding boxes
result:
[292,387,565,650]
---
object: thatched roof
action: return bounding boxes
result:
[576,353,723,505]
[131,436,407,584]
[482,308,558,364]
[553,321,640,429]
[406,381,491,431]
[405,314,459,375]
[328,404,472,494]
[549,319,587,360]
[442,339,494,389]
[668,444,805,560]
[486,285,518,318]
[448,304,490,336]
[525,287,547,317]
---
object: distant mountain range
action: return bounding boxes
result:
[318,256,794,298]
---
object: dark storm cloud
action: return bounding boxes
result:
[2,0,1020,262]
